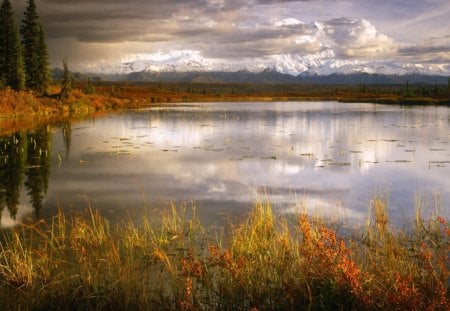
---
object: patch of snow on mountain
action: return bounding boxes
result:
[79,50,450,76]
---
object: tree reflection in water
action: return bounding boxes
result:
[25,127,52,218]
[0,126,52,225]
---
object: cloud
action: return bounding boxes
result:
[11,0,450,73]
[325,18,396,58]
[397,36,450,64]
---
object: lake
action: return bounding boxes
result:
[1,101,449,228]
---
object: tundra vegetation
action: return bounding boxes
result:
[1,81,449,123]
[0,200,448,310]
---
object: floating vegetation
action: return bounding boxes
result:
[260,156,277,160]
[329,162,351,166]
[429,160,450,168]
[429,161,450,164]
[228,157,243,161]
[320,158,334,162]
[203,148,224,152]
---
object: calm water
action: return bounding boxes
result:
[1,101,449,227]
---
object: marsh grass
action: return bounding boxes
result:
[0,199,448,310]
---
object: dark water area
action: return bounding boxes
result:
[1,101,449,228]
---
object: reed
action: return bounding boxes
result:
[0,199,448,310]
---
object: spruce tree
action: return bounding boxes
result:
[20,0,49,94]
[0,0,25,90]
[60,58,71,99]
[36,24,50,92]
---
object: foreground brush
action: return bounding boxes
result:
[0,199,448,310]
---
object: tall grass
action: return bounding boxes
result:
[0,87,127,121]
[0,199,448,310]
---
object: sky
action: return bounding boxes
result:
[12,0,450,74]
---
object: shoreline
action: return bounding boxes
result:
[1,84,449,135]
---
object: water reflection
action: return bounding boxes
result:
[0,133,25,220]
[1,102,449,227]
[0,127,52,227]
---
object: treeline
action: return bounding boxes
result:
[0,0,49,94]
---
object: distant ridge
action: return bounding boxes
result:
[53,68,449,85]
[295,73,449,85]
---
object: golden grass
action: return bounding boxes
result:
[0,87,128,119]
[0,199,448,310]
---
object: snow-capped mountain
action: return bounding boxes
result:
[77,50,450,77]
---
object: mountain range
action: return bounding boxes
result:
[54,52,450,84]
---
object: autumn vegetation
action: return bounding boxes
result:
[0,199,448,310]
[2,81,449,124]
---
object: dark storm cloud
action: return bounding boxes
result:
[34,0,319,42]
[11,0,450,71]
[396,36,450,64]
[36,0,263,46]
[399,45,450,56]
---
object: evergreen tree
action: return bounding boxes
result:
[20,0,49,94]
[84,77,96,94]
[60,58,71,99]
[36,24,50,91]
[0,0,25,90]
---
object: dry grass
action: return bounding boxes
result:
[0,87,127,120]
[0,199,448,310]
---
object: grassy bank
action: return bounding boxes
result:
[92,81,450,106]
[1,82,449,122]
[0,87,130,135]
[0,200,448,310]
[0,87,124,118]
